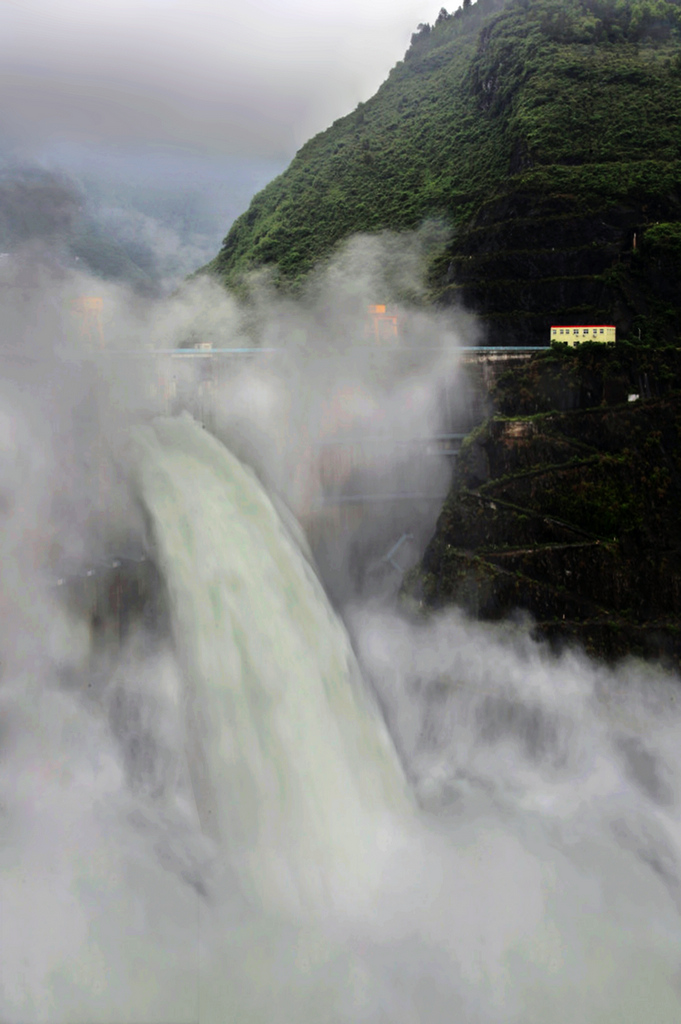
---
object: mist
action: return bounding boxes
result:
[0,231,680,1023]
[0,149,288,294]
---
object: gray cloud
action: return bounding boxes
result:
[0,0,450,158]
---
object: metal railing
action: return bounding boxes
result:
[97,345,548,358]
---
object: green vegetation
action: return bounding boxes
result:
[493,339,681,412]
[643,220,681,255]
[203,0,681,345]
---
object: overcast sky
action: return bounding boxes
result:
[0,0,456,281]
[1,0,452,161]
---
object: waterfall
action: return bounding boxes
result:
[130,414,411,911]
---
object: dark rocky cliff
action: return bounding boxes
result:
[407,343,681,665]
[438,191,681,346]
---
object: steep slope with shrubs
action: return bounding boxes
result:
[205,0,681,346]
[407,343,681,665]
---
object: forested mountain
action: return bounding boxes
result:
[205,0,681,346]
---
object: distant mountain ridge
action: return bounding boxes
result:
[204,0,681,346]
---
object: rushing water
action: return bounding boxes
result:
[2,414,681,1023]
[131,415,411,912]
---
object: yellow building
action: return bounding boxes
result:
[550,325,616,346]
[369,304,398,344]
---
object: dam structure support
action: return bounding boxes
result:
[52,344,546,629]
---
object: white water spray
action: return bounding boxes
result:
[2,413,681,1023]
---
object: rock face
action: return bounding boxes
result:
[204,0,681,346]
[409,344,681,665]
[439,193,681,346]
